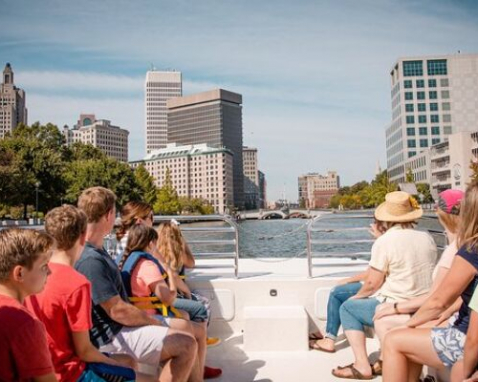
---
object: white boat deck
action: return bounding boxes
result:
[188,258,386,382]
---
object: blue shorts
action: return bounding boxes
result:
[431,326,466,368]
[77,361,135,382]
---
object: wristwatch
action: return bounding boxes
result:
[394,302,400,314]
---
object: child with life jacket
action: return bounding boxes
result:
[118,224,222,379]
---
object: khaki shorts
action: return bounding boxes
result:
[100,324,169,369]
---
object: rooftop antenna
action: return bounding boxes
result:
[150,63,156,71]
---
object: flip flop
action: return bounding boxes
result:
[308,330,324,340]
[331,364,374,380]
[309,339,336,353]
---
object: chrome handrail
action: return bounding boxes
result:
[153,215,240,278]
[307,212,448,278]
[307,213,374,278]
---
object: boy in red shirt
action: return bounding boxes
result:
[0,228,56,382]
[26,205,134,382]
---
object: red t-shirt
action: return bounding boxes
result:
[0,294,54,381]
[26,263,92,382]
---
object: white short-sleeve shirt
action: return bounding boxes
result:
[369,225,437,302]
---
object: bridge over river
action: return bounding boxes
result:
[238,209,325,220]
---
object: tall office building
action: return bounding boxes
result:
[243,147,260,209]
[167,89,244,208]
[386,53,478,183]
[258,170,267,209]
[63,114,129,162]
[0,63,27,138]
[145,70,182,154]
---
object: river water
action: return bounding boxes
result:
[180,212,444,260]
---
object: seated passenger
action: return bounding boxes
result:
[452,286,478,382]
[372,189,463,374]
[0,228,56,381]
[26,205,135,382]
[309,220,386,352]
[156,223,215,335]
[383,182,478,382]
[74,187,197,382]
[332,191,437,380]
[118,224,222,380]
[115,201,155,261]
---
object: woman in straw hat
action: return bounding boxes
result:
[371,189,464,376]
[383,182,478,382]
[332,191,437,380]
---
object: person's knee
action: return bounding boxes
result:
[164,331,197,359]
[383,328,402,353]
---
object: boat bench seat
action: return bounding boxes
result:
[244,305,309,351]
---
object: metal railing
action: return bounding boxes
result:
[153,215,240,278]
[307,213,374,278]
[306,212,448,279]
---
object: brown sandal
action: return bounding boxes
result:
[308,330,324,340]
[371,360,382,376]
[332,365,374,380]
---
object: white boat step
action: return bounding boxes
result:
[244,305,308,352]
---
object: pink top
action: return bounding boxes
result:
[131,258,164,315]
[432,240,458,280]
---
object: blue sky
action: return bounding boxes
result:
[1,0,477,201]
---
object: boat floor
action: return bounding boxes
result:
[206,333,382,382]
[191,258,383,381]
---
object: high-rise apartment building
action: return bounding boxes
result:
[430,131,476,197]
[167,89,244,208]
[1,63,27,138]
[63,114,129,162]
[258,170,267,209]
[145,70,182,154]
[243,147,260,209]
[386,54,478,183]
[130,143,234,213]
[298,171,340,208]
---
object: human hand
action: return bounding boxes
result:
[373,303,395,321]
[369,223,382,239]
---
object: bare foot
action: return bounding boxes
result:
[309,338,336,352]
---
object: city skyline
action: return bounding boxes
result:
[1,0,477,201]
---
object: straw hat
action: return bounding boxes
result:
[374,191,423,222]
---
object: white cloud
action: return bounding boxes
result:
[17,71,143,93]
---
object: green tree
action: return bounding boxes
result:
[405,167,415,183]
[299,197,306,209]
[153,167,180,215]
[0,123,68,217]
[134,164,158,206]
[368,170,397,207]
[179,197,215,215]
[329,194,342,209]
[64,157,141,206]
[417,183,434,204]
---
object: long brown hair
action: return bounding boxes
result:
[458,181,478,251]
[118,225,158,270]
[116,201,153,241]
[157,222,185,272]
